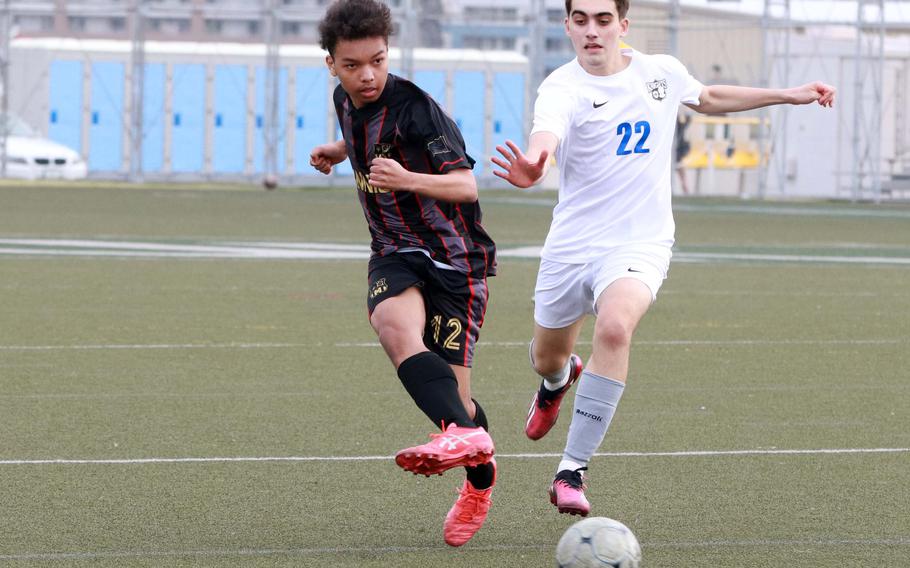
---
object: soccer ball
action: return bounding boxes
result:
[555,516,642,568]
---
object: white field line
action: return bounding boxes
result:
[2,447,908,466]
[1,538,909,561]
[0,342,313,351]
[2,238,910,265]
[336,338,908,348]
[483,196,910,219]
[1,338,906,351]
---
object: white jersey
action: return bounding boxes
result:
[531,51,703,262]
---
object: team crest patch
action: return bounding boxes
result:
[370,278,389,299]
[647,78,668,101]
[427,135,452,156]
[373,143,393,159]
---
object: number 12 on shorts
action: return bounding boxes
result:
[431,314,462,351]
[616,121,651,155]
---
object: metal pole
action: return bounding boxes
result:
[851,0,864,200]
[263,0,279,188]
[401,0,416,80]
[757,0,771,198]
[872,0,884,201]
[0,0,10,179]
[525,0,546,144]
[779,0,790,198]
[129,0,146,182]
[668,0,680,57]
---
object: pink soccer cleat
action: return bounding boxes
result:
[525,354,584,440]
[548,468,590,516]
[443,459,497,547]
[395,423,494,477]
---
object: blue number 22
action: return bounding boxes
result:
[616,121,651,155]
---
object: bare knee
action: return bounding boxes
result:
[371,318,422,366]
[531,343,573,376]
[593,317,633,352]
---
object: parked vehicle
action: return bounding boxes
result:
[2,114,87,180]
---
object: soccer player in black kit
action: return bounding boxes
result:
[310,0,497,547]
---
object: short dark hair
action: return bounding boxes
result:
[319,0,394,56]
[565,0,630,19]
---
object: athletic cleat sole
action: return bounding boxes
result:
[548,486,590,517]
[395,450,494,476]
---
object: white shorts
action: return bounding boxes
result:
[533,244,672,329]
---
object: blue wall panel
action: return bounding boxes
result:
[453,71,485,174]
[89,62,125,171]
[48,60,83,154]
[492,72,524,150]
[294,67,327,174]
[254,67,288,173]
[142,63,165,172]
[171,64,205,172]
[213,65,248,173]
[414,71,446,108]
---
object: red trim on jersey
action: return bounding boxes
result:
[414,194,451,260]
[434,202,468,268]
[454,203,470,237]
[390,192,426,248]
[477,277,489,327]
[438,157,466,171]
[375,107,388,145]
[464,275,477,367]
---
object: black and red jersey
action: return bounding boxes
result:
[333,74,496,278]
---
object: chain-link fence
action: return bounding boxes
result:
[2,0,908,199]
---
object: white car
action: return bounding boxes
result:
[2,115,87,180]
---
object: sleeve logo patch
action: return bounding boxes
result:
[427,135,453,156]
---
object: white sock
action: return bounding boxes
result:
[528,340,571,390]
[542,361,571,391]
[557,459,586,474]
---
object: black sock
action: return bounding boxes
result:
[465,398,495,490]
[470,398,489,431]
[397,352,474,428]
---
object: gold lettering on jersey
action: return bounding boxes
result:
[354,170,390,194]
[373,143,393,158]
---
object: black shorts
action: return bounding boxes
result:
[367,252,488,367]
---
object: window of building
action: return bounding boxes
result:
[464,7,519,22]
[545,37,565,51]
[109,17,127,32]
[547,8,566,23]
[68,17,87,32]
[149,18,191,34]
[13,15,54,32]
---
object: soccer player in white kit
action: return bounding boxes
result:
[491,0,835,516]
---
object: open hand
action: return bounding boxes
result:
[491,140,548,188]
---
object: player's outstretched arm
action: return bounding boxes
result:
[309,140,348,175]
[491,132,559,189]
[688,82,836,115]
[368,158,478,203]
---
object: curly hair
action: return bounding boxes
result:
[319,0,394,56]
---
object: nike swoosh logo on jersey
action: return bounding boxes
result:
[593,100,609,108]
[627,268,643,273]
